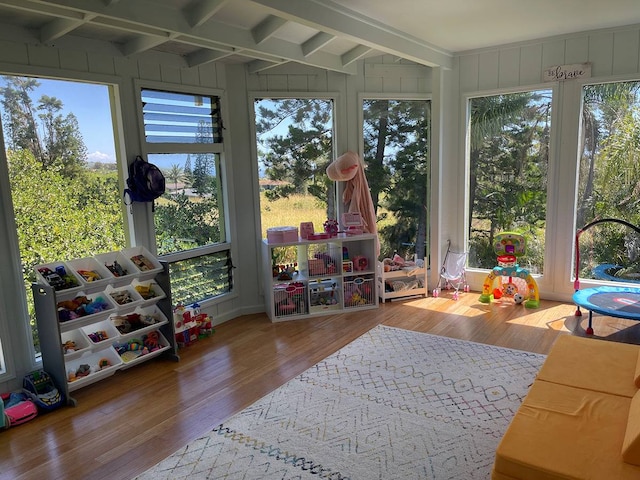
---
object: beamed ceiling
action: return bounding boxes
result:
[0,0,639,75]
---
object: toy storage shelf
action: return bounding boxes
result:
[262,233,378,322]
[33,250,179,406]
[377,261,427,302]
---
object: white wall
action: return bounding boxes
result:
[0,36,264,391]
[1,22,640,390]
[451,24,640,299]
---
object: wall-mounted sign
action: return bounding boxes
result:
[543,63,591,82]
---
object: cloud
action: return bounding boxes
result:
[87,151,115,163]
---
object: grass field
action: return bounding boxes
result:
[259,192,328,238]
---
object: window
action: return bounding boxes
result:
[0,75,122,357]
[253,97,334,263]
[362,98,431,261]
[467,89,553,273]
[139,88,232,305]
[575,80,640,283]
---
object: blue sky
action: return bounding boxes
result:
[0,76,117,163]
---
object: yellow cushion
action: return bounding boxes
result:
[623,389,640,465]
[536,335,640,398]
[493,379,640,479]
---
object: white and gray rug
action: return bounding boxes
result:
[134,325,545,480]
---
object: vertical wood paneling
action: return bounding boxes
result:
[58,50,89,73]
[86,52,116,75]
[308,71,328,91]
[27,45,60,68]
[613,29,640,75]
[589,32,615,77]
[287,74,309,90]
[0,40,28,65]
[498,47,520,88]
[266,74,288,90]
[478,50,499,90]
[114,56,140,80]
[179,66,200,86]
[197,63,220,89]
[364,77,383,92]
[565,37,589,64]
[519,44,543,85]
[458,55,479,92]
[400,77,419,93]
[137,59,162,81]
[160,64,182,84]
[541,40,566,71]
[383,76,401,91]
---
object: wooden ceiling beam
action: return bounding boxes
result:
[184,0,229,28]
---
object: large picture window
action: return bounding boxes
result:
[253,97,334,264]
[575,80,640,283]
[467,89,553,274]
[0,75,122,357]
[362,98,430,261]
[140,88,232,305]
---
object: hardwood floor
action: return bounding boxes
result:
[3,292,640,480]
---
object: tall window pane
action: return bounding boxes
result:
[254,98,334,265]
[467,90,552,273]
[0,76,122,356]
[140,88,231,305]
[575,81,640,283]
[362,99,430,261]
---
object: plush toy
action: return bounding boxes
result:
[326,151,379,254]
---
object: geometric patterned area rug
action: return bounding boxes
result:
[133,325,545,480]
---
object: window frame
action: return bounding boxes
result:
[357,92,432,262]
[134,81,235,307]
[461,84,559,293]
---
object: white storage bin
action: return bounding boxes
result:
[309,278,341,313]
[56,290,118,332]
[130,278,166,306]
[104,284,143,313]
[117,330,171,368]
[94,251,138,286]
[66,256,113,292]
[61,329,91,360]
[121,246,162,280]
[81,319,120,347]
[35,262,84,295]
[66,347,123,392]
[110,304,168,337]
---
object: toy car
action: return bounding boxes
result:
[23,370,65,411]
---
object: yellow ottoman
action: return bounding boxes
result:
[493,379,639,479]
[536,335,640,397]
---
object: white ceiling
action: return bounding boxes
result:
[1,0,639,75]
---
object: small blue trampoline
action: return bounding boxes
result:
[574,218,640,334]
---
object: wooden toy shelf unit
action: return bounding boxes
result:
[32,247,179,406]
[262,233,378,322]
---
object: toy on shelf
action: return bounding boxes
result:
[323,218,339,237]
[478,232,540,308]
[274,282,306,317]
[344,276,373,307]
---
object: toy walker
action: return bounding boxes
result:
[478,232,540,308]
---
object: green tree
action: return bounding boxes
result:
[363,99,431,259]
[255,98,335,217]
[1,76,87,177]
[167,163,185,190]
[467,92,551,270]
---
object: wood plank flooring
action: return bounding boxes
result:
[2,292,640,480]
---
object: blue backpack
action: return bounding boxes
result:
[124,156,166,209]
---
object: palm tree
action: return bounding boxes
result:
[167,164,184,191]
